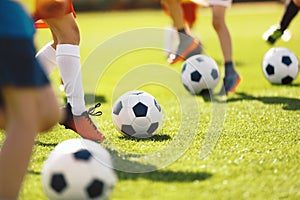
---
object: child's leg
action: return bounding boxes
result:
[43,15,105,141]
[211,5,241,94]
[0,88,40,198]
[211,5,232,63]
[45,14,86,115]
[280,0,300,31]
[36,85,62,132]
[36,41,57,75]
[0,86,60,199]
[0,87,60,133]
[162,0,187,31]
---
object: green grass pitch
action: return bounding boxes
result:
[1,2,300,199]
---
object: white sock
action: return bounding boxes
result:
[56,44,86,115]
[163,26,179,56]
[36,42,57,75]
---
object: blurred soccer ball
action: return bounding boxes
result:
[42,138,117,200]
[112,90,163,139]
[181,55,220,95]
[262,47,299,84]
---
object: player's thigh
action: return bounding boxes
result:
[211,5,227,29]
[45,13,80,45]
[3,86,60,132]
[211,5,226,20]
[2,87,41,133]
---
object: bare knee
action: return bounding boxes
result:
[211,6,227,32]
[39,104,61,132]
[212,16,224,32]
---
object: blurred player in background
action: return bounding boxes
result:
[0,0,65,198]
[161,0,241,95]
[161,0,208,58]
[209,0,241,95]
[161,0,205,64]
[263,0,298,44]
[35,1,106,141]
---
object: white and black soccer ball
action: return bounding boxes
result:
[262,47,299,84]
[41,138,117,200]
[181,55,220,95]
[112,90,163,139]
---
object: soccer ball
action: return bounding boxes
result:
[262,47,299,84]
[181,55,220,95]
[112,90,163,138]
[41,138,117,200]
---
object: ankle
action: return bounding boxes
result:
[224,61,236,76]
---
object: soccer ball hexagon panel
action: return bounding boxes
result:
[112,90,163,139]
[262,47,299,85]
[181,54,220,95]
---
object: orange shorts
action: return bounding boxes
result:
[34,0,76,28]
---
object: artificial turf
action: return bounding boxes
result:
[1,2,300,199]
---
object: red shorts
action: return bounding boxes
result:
[161,2,199,28]
[34,0,76,29]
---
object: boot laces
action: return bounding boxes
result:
[87,102,102,116]
[83,102,102,132]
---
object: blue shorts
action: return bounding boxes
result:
[0,1,50,106]
[0,38,49,88]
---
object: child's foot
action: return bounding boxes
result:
[168,37,202,64]
[263,25,283,45]
[60,103,106,142]
[218,72,241,95]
